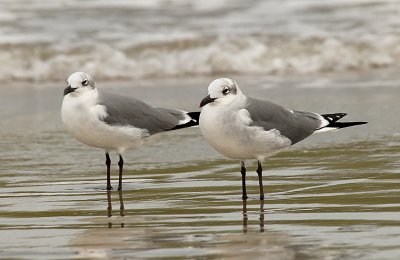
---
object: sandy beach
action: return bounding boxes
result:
[1,74,400,259]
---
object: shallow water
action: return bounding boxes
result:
[0,76,399,259]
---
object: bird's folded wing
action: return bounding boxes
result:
[245,97,324,144]
[98,91,186,135]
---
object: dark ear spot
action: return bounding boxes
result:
[89,81,95,89]
[230,84,237,95]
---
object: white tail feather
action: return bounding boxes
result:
[313,127,338,134]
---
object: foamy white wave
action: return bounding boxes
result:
[1,0,400,82]
[1,34,400,82]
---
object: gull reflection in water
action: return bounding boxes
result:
[106,190,125,228]
[242,199,265,233]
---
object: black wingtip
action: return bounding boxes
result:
[168,111,200,131]
[320,112,367,130]
[321,113,347,123]
[187,111,200,123]
[329,121,368,129]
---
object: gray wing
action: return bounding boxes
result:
[246,97,323,144]
[98,91,188,135]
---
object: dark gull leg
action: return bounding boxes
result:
[105,152,112,190]
[117,154,124,191]
[240,161,248,200]
[256,160,264,200]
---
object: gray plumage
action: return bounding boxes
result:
[63,71,202,191]
[199,77,367,200]
[98,91,188,135]
[245,97,322,145]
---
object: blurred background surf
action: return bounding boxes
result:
[1,0,400,81]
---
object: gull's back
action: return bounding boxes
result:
[245,97,324,145]
[98,91,189,135]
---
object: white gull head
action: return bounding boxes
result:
[200,78,243,108]
[64,72,96,96]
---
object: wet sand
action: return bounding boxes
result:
[0,74,399,259]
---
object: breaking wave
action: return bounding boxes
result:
[2,0,400,82]
[1,34,399,82]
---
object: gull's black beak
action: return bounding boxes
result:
[200,95,217,108]
[64,85,77,96]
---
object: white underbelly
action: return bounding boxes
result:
[200,107,291,160]
[61,102,147,153]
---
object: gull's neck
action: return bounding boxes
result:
[65,89,99,108]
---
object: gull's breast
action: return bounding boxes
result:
[61,95,147,153]
[200,105,291,160]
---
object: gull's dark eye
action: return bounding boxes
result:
[222,87,230,95]
[82,79,89,86]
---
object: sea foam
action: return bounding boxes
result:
[0,34,399,82]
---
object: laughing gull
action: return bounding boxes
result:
[61,72,199,190]
[199,78,367,200]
